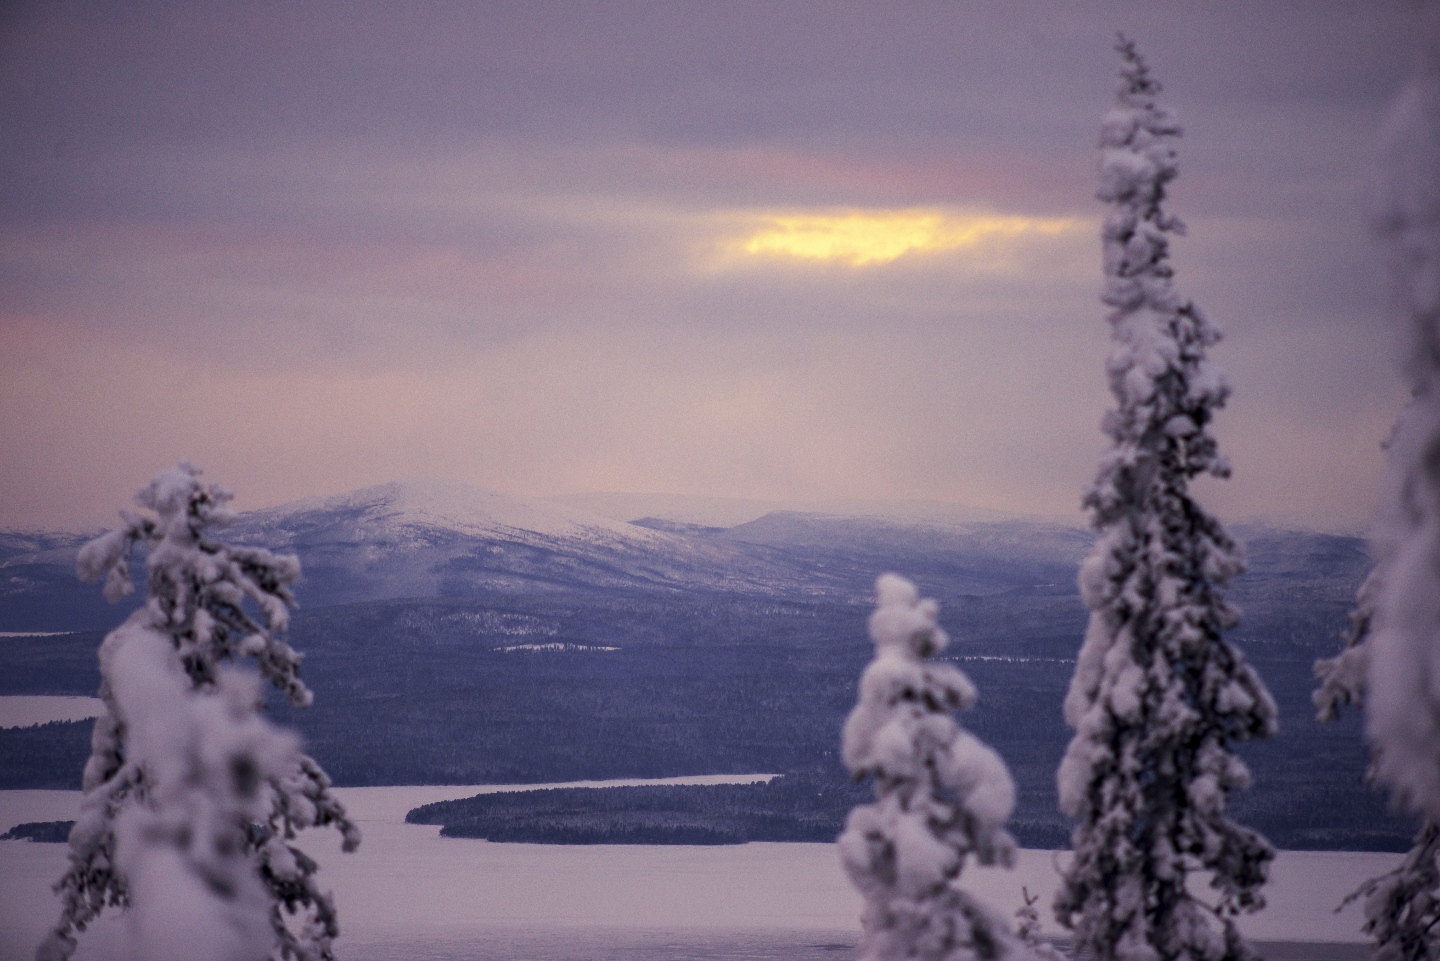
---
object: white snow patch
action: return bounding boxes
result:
[0,696,103,729]
[245,479,678,546]
[0,786,1400,960]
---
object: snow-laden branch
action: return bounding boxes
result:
[1362,11,1440,825]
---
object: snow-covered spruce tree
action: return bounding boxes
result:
[1309,18,1440,961]
[39,464,360,961]
[1358,3,1440,831]
[839,574,1022,961]
[1053,38,1278,961]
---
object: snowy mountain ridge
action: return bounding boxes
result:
[239,479,678,548]
[0,478,1370,633]
[221,479,830,607]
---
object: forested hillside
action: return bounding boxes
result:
[0,491,1407,849]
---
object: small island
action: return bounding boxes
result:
[405,770,869,845]
[2,820,74,843]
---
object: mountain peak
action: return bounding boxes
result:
[239,478,671,545]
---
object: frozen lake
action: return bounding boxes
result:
[0,696,103,730]
[0,783,1397,961]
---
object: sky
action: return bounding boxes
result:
[0,1,1421,532]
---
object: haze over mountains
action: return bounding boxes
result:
[0,480,1403,849]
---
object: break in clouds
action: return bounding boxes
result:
[0,0,1417,530]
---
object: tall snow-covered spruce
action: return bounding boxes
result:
[1054,38,1277,961]
[39,464,360,961]
[1312,16,1440,961]
[839,574,1022,961]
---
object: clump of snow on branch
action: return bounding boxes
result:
[1312,569,1378,722]
[1054,37,1277,961]
[839,573,1022,961]
[1342,821,1440,961]
[40,463,360,961]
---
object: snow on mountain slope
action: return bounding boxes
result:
[10,481,1073,628]
[236,480,676,548]
[225,479,842,606]
[542,492,787,529]
[0,479,1370,631]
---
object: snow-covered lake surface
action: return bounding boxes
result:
[0,782,1396,961]
[0,696,103,729]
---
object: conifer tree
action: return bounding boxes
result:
[39,464,360,961]
[839,574,1022,961]
[1312,15,1440,961]
[1315,581,1440,961]
[1355,4,1440,828]
[1054,38,1277,961]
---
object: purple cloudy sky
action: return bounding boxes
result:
[0,1,1418,531]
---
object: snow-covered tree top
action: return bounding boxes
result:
[77,462,311,707]
[1089,36,1232,529]
[843,573,1015,867]
[1098,38,1183,232]
[840,575,1020,961]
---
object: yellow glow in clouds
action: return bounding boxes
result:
[740,210,1076,266]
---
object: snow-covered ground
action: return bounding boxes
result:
[0,696,103,729]
[0,783,1396,961]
